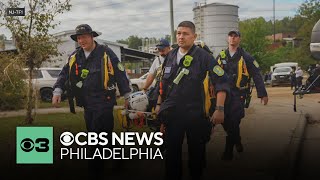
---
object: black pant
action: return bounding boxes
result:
[164,107,207,180]
[296,76,303,88]
[84,107,114,180]
[223,96,245,146]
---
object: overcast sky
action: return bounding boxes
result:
[0,0,304,41]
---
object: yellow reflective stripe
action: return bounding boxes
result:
[108,55,114,75]
[217,57,222,66]
[236,58,243,88]
[103,52,114,89]
[203,71,211,117]
[103,52,109,89]
[242,56,249,77]
[241,56,250,88]
[68,54,76,81]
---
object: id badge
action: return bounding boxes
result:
[164,67,172,74]
[76,81,83,88]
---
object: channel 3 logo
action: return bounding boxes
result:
[20,138,49,152]
[16,127,53,164]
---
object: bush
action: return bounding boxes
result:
[0,53,26,111]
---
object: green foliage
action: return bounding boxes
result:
[116,39,129,45]
[293,0,320,67]
[239,0,320,72]
[261,46,296,71]
[128,35,142,49]
[0,0,71,123]
[239,17,270,69]
[0,53,26,110]
[0,0,72,69]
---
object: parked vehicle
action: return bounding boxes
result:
[270,62,298,72]
[130,73,155,92]
[271,66,293,87]
[23,67,65,102]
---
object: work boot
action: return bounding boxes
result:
[235,137,244,153]
[221,136,234,161]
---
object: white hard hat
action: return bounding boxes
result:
[128,91,149,112]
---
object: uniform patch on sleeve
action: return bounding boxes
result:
[253,60,259,68]
[117,63,124,71]
[213,65,224,76]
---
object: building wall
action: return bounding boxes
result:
[43,31,123,68]
[266,32,296,41]
[96,39,122,61]
[193,3,239,56]
[43,37,77,67]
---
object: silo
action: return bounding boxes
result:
[193,2,239,56]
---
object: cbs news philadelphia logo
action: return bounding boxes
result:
[16,127,53,164]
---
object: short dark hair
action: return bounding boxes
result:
[177,21,195,33]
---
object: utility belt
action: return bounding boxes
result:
[230,86,252,109]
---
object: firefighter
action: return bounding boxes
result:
[52,24,131,179]
[216,30,268,160]
[157,21,229,180]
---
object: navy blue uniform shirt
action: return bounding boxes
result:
[217,47,267,98]
[159,45,229,114]
[54,42,131,110]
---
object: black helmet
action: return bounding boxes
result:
[70,24,100,41]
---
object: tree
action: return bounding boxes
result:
[0,0,71,124]
[0,51,26,110]
[239,17,271,70]
[294,0,320,67]
[0,34,6,50]
[127,35,142,49]
[116,39,128,45]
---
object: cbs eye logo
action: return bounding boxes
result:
[20,138,49,152]
[60,132,74,146]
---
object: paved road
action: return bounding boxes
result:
[108,87,320,180]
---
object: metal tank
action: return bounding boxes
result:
[193,2,239,56]
[310,19,320,60]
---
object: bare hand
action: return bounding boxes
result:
[211,110,224,124]
[155,104,161,115]
[261,96,268,105]
[160,123,166,134]
[52,95,61,108]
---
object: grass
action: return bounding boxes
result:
[38,100,69,109]
[9,96,125,110]
[0,109,152,149]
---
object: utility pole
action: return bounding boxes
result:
[273,0,276,43]
[170,0,175,45]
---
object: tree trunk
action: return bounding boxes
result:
[25,68,34,124]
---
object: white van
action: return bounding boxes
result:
[270,62,298,72]
[270,62,298,87]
